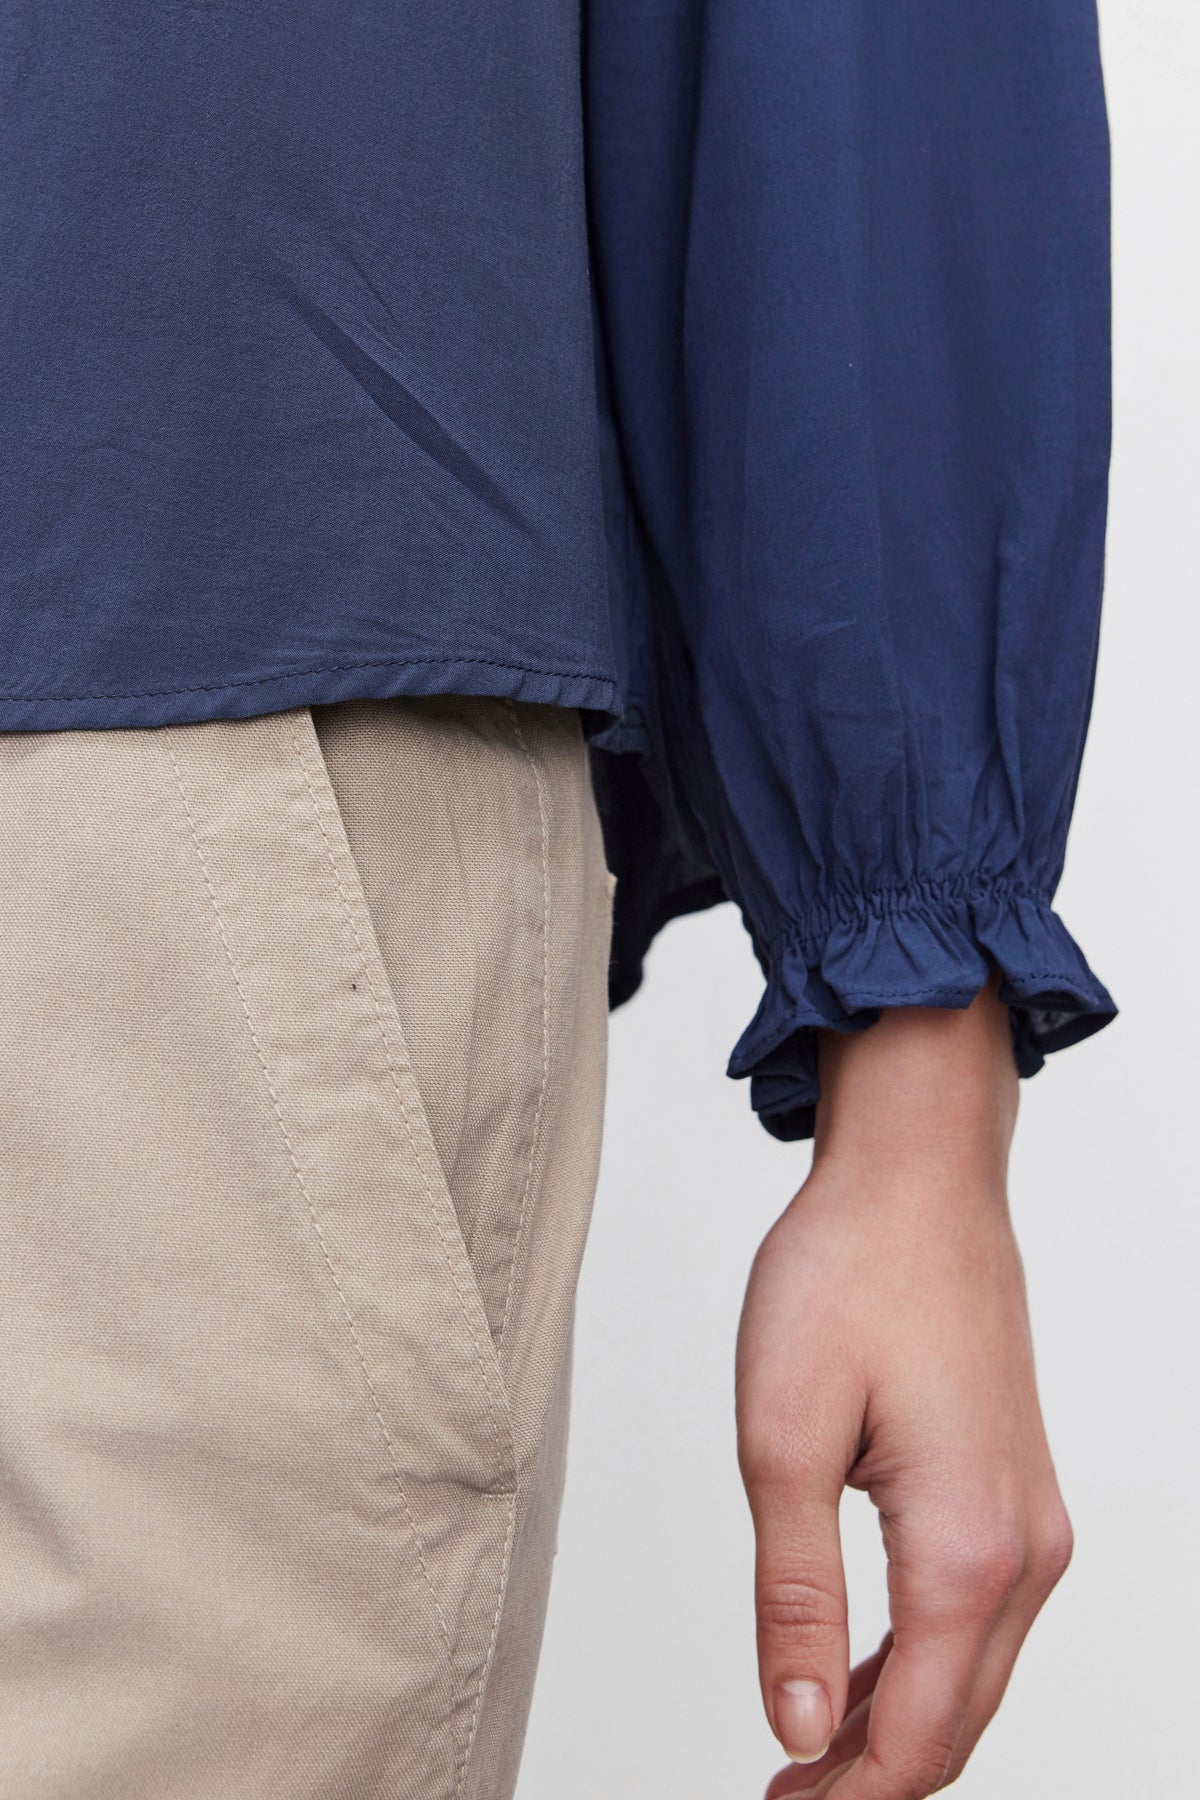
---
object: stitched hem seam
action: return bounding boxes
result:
[0,651,617,705]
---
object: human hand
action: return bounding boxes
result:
[736,978,1073,1797]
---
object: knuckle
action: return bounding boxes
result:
[862,1739,963,1800]
[930,1747,971,1793]
[757,1574,847,1648]
[908,1744,965,1797]
[1031,1504,1075,1591]
[948,1521,1027,1609]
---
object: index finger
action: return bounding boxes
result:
[819,1534,1023,1798]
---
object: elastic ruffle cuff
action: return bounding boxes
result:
[728,877,1116,1141]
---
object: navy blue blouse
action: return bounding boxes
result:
[0,1,1116,1138]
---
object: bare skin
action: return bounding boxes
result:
[736,974,1074,1798]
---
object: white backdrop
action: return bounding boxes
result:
[520,4,1200,1795]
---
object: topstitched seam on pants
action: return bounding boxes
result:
[289,717,514,1490]
[458,1490,519,1798]
[495,701,553,1354]
[291,715,521,1794]
[161,729,460,1712]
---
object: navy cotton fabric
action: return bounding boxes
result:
[0,1,1116,1138]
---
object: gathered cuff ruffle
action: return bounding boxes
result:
[728,877,1116,1141]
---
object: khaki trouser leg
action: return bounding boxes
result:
[0,697,612,1800]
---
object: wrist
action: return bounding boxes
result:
[811,974,1019,1186]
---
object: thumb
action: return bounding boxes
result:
[750,1478,850,1766]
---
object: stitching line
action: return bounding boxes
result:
[162,729,457,1693]
[495,701,552,1352]
[290,719,512,1486]
[0,653,616,705]
[456,1492,518,1798]
[293,717,521,1793]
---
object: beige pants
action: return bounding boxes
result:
[0,698,612,1799]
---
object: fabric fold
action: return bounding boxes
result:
[728,882,1116,1141]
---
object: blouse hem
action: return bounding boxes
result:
[0,654,621,735]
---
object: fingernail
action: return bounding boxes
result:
[773,1679,832,1764]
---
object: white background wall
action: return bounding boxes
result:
[521,5,1199,1794]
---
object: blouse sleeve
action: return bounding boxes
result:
[586,0,1117,1139]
